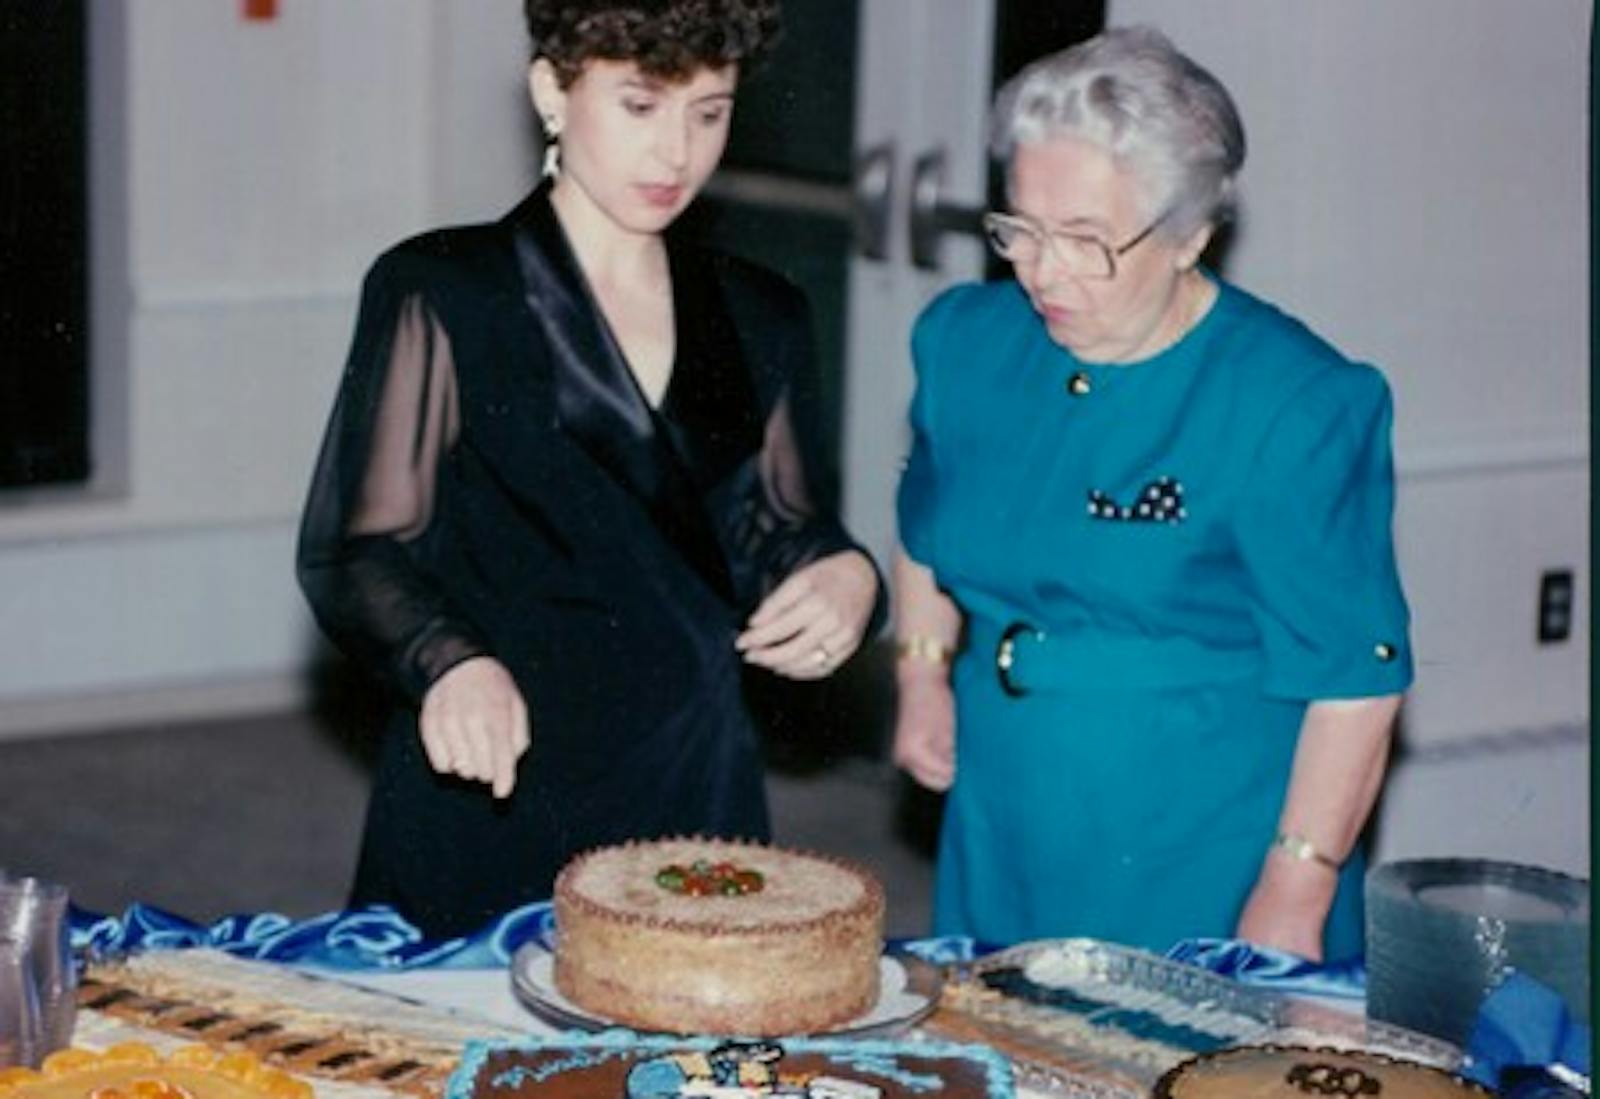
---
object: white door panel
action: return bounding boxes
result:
[843,0,995,566]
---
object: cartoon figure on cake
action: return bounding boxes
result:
[296,0,884,941]
[624,1043,883,1099]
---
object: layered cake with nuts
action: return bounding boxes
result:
[552,838,885,1036]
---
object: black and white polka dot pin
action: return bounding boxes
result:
[1087,476,1186,523]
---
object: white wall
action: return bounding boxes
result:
[1,0,1590,881]
[1108,0,1590,876]
[0,0,532,735]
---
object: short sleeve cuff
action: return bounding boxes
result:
[1259,631,1414,701]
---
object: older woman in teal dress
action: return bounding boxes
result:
[892,26,1412,961]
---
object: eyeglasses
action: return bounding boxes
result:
[981,208,1170,280]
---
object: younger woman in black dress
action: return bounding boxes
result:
[297,0,881,939]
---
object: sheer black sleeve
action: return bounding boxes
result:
[296,258,490,703]
[713,263,887,632]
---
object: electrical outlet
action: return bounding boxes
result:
[1536,569,1574,643]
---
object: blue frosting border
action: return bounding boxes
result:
[447,1031,1014,1099]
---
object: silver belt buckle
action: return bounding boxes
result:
[996,621,1039,698]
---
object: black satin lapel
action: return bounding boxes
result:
[508,190,656,481]
[506,189,735,603]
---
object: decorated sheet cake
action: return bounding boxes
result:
[922,939,1462,1097]
[449,1034,1013,1099]
[75,949,524,1096]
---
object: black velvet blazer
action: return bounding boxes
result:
[296,185,880,936]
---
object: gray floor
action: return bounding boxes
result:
[0,689,941,937]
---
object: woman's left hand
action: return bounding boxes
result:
[736,550,878,679]
[1235,855,1338,961]
[1237,696,1402,960]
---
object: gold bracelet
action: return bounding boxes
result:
[1272,832,1340,872]
[896,634,954,665]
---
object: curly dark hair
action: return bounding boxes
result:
[524,0,783,87]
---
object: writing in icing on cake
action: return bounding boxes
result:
[1284,1062,1382,1096]
[655,859,766,896]
[625,1042,881,1099]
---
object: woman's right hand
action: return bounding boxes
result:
[893,674,957,792]
[419,656,531,798]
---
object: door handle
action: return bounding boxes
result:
[910,148,986,271]
[700,143,895,263]
[852,142,895,261]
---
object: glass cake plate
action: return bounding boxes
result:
[510,942,941,1038]
[918,938,1464,1099]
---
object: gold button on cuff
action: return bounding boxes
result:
[1374,642,1397,662]
[1066,372,1092,396]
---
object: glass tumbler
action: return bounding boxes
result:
[0,937,42,1068]
[0,878,75,1065]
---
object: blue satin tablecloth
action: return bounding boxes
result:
[68,900,1360,999]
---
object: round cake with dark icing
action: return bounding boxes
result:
[553,838,885,1036]
[1153,1045,1497,1098]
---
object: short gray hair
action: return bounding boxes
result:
[990,25,1246,240]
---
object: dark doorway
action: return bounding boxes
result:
[1,0,90,488]
[994,0,1107,83]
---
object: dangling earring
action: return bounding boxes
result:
[541,117,562,179]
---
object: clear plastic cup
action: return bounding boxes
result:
[0,878,74,1065]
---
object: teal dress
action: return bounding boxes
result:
[897,274,1413,960]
